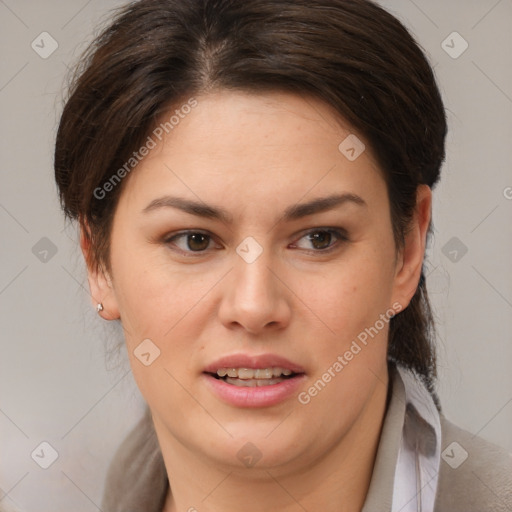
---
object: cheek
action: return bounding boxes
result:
[117,273,210,345]
[302,248,395,341]
[110,233,211,337]
[293,252,394,420]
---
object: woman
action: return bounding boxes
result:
[54,0,511,510]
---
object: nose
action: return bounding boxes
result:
[218,252,292,335]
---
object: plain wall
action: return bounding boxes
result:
[1,0,511,510]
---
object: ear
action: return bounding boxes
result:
[390,185,432,310]
[80,223,120,320]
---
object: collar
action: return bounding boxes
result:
[362,365,441,512]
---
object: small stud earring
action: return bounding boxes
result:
[96,303,104,313]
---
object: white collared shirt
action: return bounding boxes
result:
[392,367,442,512]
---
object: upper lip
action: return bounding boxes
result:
[203,353,305,374]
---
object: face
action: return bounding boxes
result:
[86,90,428,475]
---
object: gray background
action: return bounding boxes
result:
[1,0,511,510]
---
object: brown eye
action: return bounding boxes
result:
[292,228,348,252]
[307,231,333,250]
[187,233,210,251]
[166,231,216,253]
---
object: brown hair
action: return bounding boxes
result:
[55,0,446,402]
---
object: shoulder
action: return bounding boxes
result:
[435,415,512,512]
[101,411,168,512]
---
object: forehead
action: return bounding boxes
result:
[118,90,385,209]
[156,90,361,159]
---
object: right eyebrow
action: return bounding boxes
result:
[142,196,233,224]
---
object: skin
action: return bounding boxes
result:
[82,90,431,512]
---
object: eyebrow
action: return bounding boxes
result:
[141,193,367,223]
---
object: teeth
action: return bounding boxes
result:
[225,377,283,387]
[255,368,273,379]
[238,368,255,379]
[216,367,294,379]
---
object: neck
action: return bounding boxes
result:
[158,372,389,512]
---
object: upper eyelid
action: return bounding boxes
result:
[296,226,347,237]
[165,227,347,240]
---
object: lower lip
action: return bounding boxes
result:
[203,373,306,408]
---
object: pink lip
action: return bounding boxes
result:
[202,353,306,408]
[203,373,306,408]
[203,353,305,374]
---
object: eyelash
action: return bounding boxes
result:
[163,228,349,257]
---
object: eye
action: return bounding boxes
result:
[291,229,348,252]
[165,231,219,253]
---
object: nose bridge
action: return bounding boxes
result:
[218,244,290,332]
[233,247,276,307]
[233,234,274,293]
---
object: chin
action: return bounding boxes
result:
[193,421,311,473]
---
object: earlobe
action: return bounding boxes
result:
[80,224,121,320]
[391,185,432,309]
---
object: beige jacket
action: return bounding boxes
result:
[102,367,512,511]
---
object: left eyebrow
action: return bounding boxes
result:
[141,193,366,223]
[282,193,367,221]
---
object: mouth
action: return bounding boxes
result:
[207,366,300,387]
[202,354,306,407]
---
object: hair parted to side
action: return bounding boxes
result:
[54,0,447,405]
